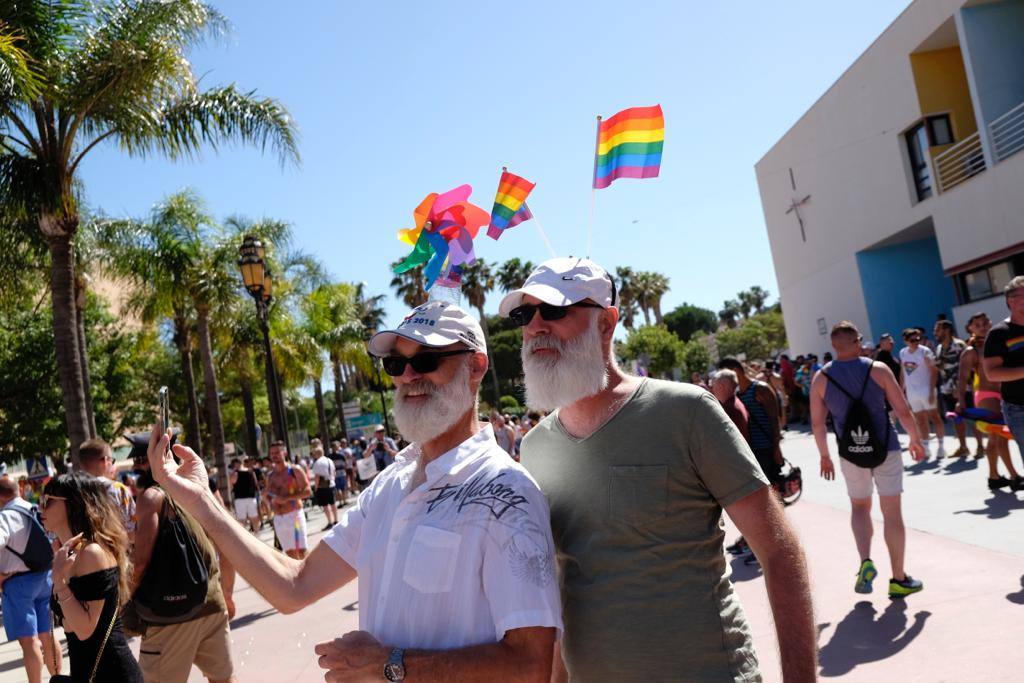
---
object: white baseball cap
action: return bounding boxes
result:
[498,256,616,316]
[368,301,486,357]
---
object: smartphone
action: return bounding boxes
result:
[158,386,170,431]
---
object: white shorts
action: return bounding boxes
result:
[233,497,258,520]
[840,450,904,499]
[906,391,936,413]
[272,509,308,552]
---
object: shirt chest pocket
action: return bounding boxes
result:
[402,525,462,594]
[608,465,668,526]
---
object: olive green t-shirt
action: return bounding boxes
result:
[520,379,767,682]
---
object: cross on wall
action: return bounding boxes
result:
[785,167,811,242]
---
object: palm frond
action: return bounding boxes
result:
[116,84,299,167]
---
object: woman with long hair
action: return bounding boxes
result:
[40,473,142,681]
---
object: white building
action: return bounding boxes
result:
[756,0,1024,356]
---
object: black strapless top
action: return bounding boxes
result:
[51,567,142,682]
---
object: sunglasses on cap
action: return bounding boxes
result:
[380,349,474,377]
[509,301,604,327]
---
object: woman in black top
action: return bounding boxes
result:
[41,473,142,682]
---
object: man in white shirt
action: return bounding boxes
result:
[899,328,945,453]
[146,301,562,682]
[311,445,338,530]
[0,477,60,683]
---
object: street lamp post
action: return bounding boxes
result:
[238,235,291,458]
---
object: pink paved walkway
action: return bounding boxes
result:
[728,499,1023,682]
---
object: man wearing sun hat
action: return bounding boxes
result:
[147,300,562,682]
[508,256,818,682]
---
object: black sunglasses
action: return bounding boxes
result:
[509,301,604,327]
[379,349,474,377]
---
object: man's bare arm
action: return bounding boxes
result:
[129,487,163,592]
[872,363,924,442]
[146,429,356,614]
[956,348,976,408]
[810,372,830,458]
[726,487,817,682]
[315,626,555,682]
[982,356,1024,383]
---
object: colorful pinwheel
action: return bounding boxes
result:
[393,184,490,289]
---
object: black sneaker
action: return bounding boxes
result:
[988,476,1012,490]
[726,537,749,556]
[1010,477,1024,492]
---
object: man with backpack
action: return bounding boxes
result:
[811,321,927,598]
[129,436,237,683]
[0,475,60,683]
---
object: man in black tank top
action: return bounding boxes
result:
[811,321,926,599]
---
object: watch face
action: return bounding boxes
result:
[384,662,405,681]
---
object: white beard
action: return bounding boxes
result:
[393,359,475,446]
[522,323,608,411]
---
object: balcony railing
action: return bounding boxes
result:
[990,101,1024,163]
[935,131,986,193]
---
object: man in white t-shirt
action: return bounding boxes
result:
[146,301,562,682]
[311,445,338,530]
[899,328,945,453]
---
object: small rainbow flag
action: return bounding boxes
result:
[593,104,664,189]
[487,170,535,240]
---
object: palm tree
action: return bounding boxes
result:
[614,267,640,331]
[0,1,298,464]
[460,259,501,405]
[216,300,266,457]
[719,300,743,329]
[747,286,770,314]
[736,290,755,320]
[633,271,670,326]
[303,283,365,437]
[96,194,209,454]
[390,260,426,307]
[496,258,534,293]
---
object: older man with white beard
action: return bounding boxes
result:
[146,301,562,682]
[504,257,817,683]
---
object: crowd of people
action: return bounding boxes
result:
[0,260,1021,682]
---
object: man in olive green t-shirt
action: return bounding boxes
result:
[500,257,817,682]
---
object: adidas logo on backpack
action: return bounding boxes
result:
[851,426,870,447]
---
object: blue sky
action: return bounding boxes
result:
[80,0,911,326]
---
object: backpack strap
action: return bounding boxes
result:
[822,361,875,402]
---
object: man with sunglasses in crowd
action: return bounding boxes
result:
[899,327,944,456]
[506,257,817,682]
[146,300,562,682]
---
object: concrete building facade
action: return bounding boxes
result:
[756,0,1024,356]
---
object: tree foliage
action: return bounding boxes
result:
[618,325,684,379]
[714,309,787,361]
[664,303,717,342]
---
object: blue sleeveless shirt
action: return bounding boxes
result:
[822,357,900,452]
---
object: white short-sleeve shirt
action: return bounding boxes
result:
[322,425,562,650]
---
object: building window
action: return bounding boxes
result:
[906,123,932,201]
[926,114,954,146]
[956,255,1024,303]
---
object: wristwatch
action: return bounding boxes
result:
[383,648,405,681]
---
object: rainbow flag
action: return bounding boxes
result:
[487,171,535,240]
[593,104,664,189]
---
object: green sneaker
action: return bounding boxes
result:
[888,575,924,598]
[854,559,877,594]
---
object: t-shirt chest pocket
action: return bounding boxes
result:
[402,524,462,594]
[608,465,668,525]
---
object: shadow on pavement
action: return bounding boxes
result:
[230,608,278,630]
[940,457,978,475]
[953,490,1024,520]
[905,458,941,476]
[343,600,359,612]
[818,600,930,677]
[728,555,762,582]
[1007,575,1024,605]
